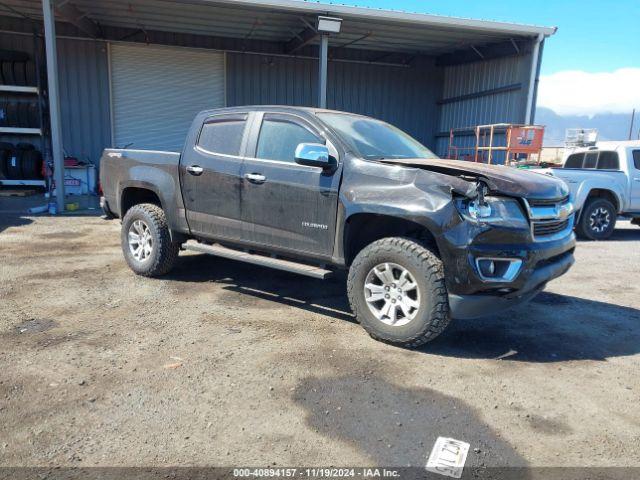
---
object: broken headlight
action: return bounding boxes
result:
[455,196,528,227]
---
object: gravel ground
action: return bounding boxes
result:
[1,205,639,470]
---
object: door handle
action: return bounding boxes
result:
[245,173,266,184]
[186,165,204,176]
[634,178,640,182]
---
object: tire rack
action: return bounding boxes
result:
[0,33,47,188]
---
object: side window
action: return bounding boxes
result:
[197,118,247,156]
[596,151,619,170]
[583,151,598,169]
[564,153,584,168]
[256,117,321,163]
[633,150,640,170]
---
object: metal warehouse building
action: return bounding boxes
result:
[0,0,555,210]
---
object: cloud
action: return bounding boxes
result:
[537,68,640,117]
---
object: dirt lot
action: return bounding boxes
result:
[1,204,640,471]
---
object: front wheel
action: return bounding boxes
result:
[121,203,180,277]
[347,237,450,348]
[576,198,617,240]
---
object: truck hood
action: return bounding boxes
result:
[380,158,569,200]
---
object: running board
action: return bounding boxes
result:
[183,242,333,279]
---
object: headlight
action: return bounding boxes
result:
[455,196,528,227]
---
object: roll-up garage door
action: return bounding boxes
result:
[110,43,225,152]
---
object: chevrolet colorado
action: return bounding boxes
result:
[100,106,576,347]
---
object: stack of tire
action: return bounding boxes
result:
[0,143,43,180]
[0,98,39,128]
[0,50,37,86]
[0,50,39,129]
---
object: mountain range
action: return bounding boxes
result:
[535,107,638,146]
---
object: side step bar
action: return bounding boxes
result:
[183,241,334,279]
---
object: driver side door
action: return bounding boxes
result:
[240,112,342,259]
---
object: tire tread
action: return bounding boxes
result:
[122,203,179,277]
[347,237,450,348]
[576,197,616,240]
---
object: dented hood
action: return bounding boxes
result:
[381,158,569,199]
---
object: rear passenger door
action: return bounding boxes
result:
[180,113,249,240]
[240,112,341,258]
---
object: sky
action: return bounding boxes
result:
[329,0,640,116]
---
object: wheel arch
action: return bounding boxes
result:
[342,212,440,266]
[119,183,163,219]
[578,188,621,221]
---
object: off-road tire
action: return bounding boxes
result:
[347,237,450,348]
[121,203,180,277]
[576,198,617,240]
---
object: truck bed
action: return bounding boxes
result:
[99,148,182,219]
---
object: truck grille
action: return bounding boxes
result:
[533,218,571,237]
[528,196,569,208]
[524,196,574,241]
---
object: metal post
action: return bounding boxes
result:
[525,34,544,125]
[42,0,65,213]
[629,109,636,140]
[318,34,328,108]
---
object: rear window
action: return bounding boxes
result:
[596,151,619,170]
[197,117,247,156]
[583,152,598,169]
[633,150,640,170]
[564,150,619,170]
[564,153,584,168]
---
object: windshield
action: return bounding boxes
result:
[317,112,439,160]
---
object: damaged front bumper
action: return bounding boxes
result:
[448,243,574,319]
[441,216,576,320]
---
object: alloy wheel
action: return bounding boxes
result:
[589,207,611,233]
[128,219,153,261]
[364,262,421,327]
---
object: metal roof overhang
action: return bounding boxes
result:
[1,0,556,61]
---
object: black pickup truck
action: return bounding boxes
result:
[100,106,575,347]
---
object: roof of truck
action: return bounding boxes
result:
[568,140,640,152]
[200,105,376,118]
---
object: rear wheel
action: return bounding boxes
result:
[347,237,450,348]
[121,203,180,277]
[576,198,617,240]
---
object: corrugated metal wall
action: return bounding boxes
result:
[57,38,111,164]
[226,53,442,148]
[328,58,442,148]
[435,52,532,160]
[438,53,531,129]
[0,31,111,165]
[226,54,317,107]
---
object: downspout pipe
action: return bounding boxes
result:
[525,33,544,125]
[42,0,65,213]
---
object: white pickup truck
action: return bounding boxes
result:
[540,141,640,239]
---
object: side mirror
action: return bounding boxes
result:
[294,143,336,170]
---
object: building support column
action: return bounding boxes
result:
[525,33,544,125]
[42,0,65,212]
[318,34,328,108]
